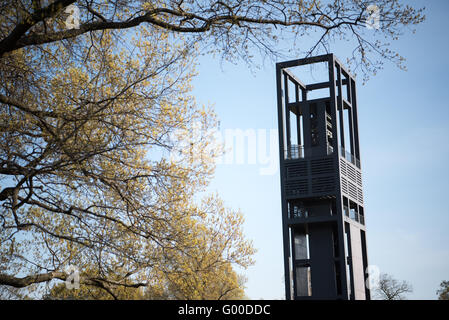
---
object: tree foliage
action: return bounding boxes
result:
[0,0,425,78]
[436,280,449,300]
[0,0,425,299]
[0,1,256,299]
[45,196,250,300]
[374,273,413,300]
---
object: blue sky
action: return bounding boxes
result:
[191,0,449,299]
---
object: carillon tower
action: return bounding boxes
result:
[276,54,370,300]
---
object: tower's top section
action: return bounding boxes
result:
[276,54,360,169]
[276,54,354,81]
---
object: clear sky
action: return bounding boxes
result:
[191,0,449,300]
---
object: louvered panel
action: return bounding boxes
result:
[357,188,364,204]
[347,163,357,183]
[311,158,334,175]
[348,181,358,200]
[341,177,348,194]
[340,158,347,176]
[285,179,308,197]
[285,161,308,179]
[356,171,362,187]
[311,176,335,193]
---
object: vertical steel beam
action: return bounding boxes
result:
[336,63,345,151]
[328,55,350,299]
[284,73,291,150]
[351,78,361,162]
[295,83,301,146]
[276,64,292,300]
[345,223,356,299]
[346,73,352,104]
[361,230,371,300]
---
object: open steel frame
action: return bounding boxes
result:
[276,54,370,300]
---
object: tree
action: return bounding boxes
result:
[0,1,424,298]
[152,195,253,300]
[436,280,449,300]
[43,195,253,300]
[374,273,413,300]
[0,1,424,80]
[0,2,255,298]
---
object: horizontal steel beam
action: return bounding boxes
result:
[282,68,306,90]
[277,54,333,69]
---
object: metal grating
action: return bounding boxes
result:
[311,176,335,193]
[286,161,308,179]
[339,158,347,176]
[340,157,364,203]
[311,158,334,175]
[356,171,362,187]
[347,163,357,183]
[357,188,364,204]
[285,179,308,197]
[341,177,348,194]
[348,181,358,200]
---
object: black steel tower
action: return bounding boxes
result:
[276,54,370,300]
